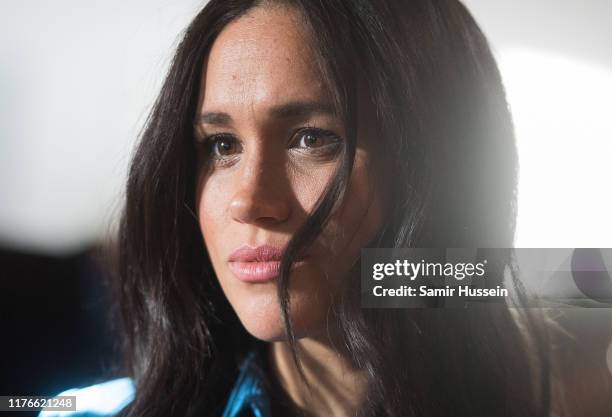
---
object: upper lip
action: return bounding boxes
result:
[228,244,300,262]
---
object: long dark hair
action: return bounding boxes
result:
[116,1,551,416]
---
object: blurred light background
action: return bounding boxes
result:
[0,0,610,252]
[0,1,610,415]
[464,0,612,248]
[1,0,207,254]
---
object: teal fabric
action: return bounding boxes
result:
[38,351,270,417]
[221,351,271,417]
[37,378,135,417]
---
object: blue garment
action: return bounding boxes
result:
[38,351,270,417]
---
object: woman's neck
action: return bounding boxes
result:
[269,337,368,417]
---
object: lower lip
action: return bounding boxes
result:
[228,260,306,283]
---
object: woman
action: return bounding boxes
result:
[42,1,553,416]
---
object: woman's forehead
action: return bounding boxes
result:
[199,5,329,115]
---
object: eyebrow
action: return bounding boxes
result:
[198,100,337,127]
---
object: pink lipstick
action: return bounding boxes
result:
[227,244,306,282]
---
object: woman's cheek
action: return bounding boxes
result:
[316,151,386,285]
[197,174,232,261]
[287,158,338,212]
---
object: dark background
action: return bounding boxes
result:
[0,247,120,417]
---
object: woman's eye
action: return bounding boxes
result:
[292,128,342,151]
[209,135,241,157]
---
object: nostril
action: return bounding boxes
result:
[229,193,290,225]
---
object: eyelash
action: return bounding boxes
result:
[196,127,343,166]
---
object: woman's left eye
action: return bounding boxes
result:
[291,128,342,151]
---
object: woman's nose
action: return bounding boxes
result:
[229,155,291,225]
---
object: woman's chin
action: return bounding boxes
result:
[235,300,324,342]
[241,316,287,342]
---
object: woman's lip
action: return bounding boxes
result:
[228,260,307,283]
[228,244,285,262]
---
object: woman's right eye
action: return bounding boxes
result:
[206,134,242,159]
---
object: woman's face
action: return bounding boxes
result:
[195,5,385,341]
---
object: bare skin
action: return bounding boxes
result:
[195,5,385,416]
[270,339,369,417]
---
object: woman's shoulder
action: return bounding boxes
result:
[36,349,269,417]
[38,377,135,417]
